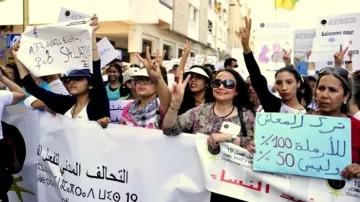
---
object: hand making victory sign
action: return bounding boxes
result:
[169,71,191,110]
[334,45,349,67]
[135,46,162,81]
[155,49,166,67]
[239,16,252,53]
[283,49,292,67]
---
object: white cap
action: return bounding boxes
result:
[131,68,149,78]
[184,67,210,79]
[123,67,140,83]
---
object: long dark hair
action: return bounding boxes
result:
[5,63,22,87]
[215,69,254,112]
[178,66,214,115]
[352,71,360,109]
[300,76,313,106]
[107,63,123,83]
[317,67,351,114]
[275,67,303,103]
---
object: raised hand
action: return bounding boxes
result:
[182,40,192,57]
[239,16,252,52]
[170,72,191,109]
[11,41,20,58]
[348,50,353,60]
[90,14,100,32]
[282,49,292,66]
[135,46,162,81]
[155,49,166,66]
[334,45,349,67]
[305,50,312,58]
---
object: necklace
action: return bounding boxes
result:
[71,104,77,119]
[213,104,235,119]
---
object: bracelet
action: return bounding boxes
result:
[345,61,352,64]
[170,105,179,111]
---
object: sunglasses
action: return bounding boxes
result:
[212,79,236,89]
[134,77,155,85]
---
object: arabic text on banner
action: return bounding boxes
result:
[5,106,210,202]
[109,100,132,122]
[314,12,360,70]
[196,134,359,202]
[253,113,351,180]
[17,20,93,77]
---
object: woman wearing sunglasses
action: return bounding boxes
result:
[12,15,110,128]
[310,67,360,179]
[163,68,254,201]
[119,47,171,129]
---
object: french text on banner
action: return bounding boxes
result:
[195,134,359,202]
[253,113,351,180]
[17,20,93,77]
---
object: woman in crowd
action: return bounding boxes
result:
[0,68,26,202]
[12,15,110,128]
[163,68,254,202]
[299,76,313,108]
[120,67,139,100]
[350,70,360,119]
[119,47,171,129]
[178,65,214,115]
[246,77,263,112]
[3,64,21,86]
[310,67,360,178]
[104,63,126,100]
[240,17,306,114]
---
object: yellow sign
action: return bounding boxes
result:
[275,0,299,10]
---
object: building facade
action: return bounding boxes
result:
[0,0,233,65]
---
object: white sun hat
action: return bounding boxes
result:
[131,68,149,78]
[123,67,140,83]
[184,67,210,79]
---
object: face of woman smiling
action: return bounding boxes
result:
[212,71,237,102]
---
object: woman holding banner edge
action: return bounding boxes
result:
[12,15,111,128]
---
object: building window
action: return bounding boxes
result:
[189,5,198,22]
[159,0,173,9]
[178,48,183,58]
[142,39,152,58]
[163,44,173,60]
[208,20,213,33]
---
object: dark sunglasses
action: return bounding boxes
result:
[212,79,236,89]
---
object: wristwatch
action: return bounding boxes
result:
[228,134,237,143]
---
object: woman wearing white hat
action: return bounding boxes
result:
[120,67,140,100]
[178,65,214,115]
[119,47,171,129]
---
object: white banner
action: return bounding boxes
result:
[314,12,360,70]
[254,21,294,71]
[57,7,91,23]
[97,37,118,68]
[5,106,210,202]
[294,29,315,60]
[195,134,360,202]
[17,21,93,77]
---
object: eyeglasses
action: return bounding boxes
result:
[134,77,155,85]
[212,79,236,89]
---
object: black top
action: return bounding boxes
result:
[21,60,110,121]
[243,52,282,112]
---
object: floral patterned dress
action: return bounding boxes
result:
[163,103,255,138]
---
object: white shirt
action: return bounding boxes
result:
[280,103,307,115]
[64,104,89,121]
[354,111,360,120]
[24,79,70,110]
[0,91,13,139]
